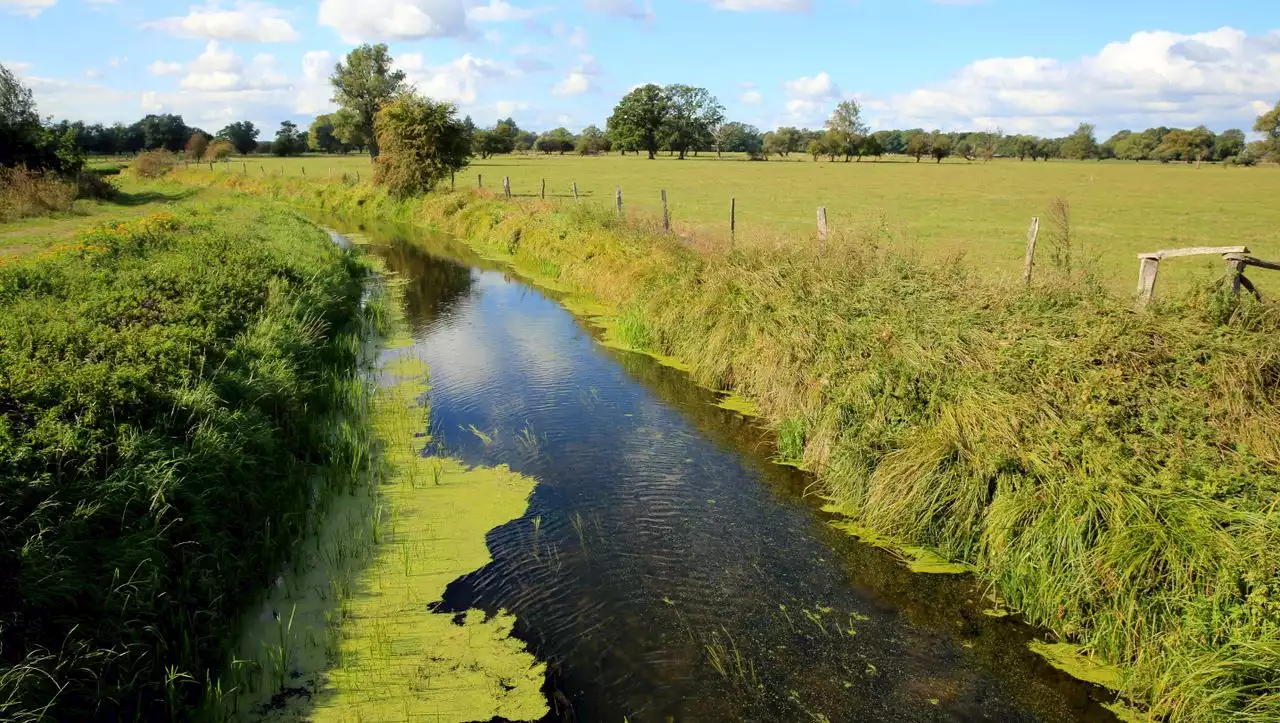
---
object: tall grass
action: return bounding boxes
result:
[0,167,117,223]
[0,201,373,719]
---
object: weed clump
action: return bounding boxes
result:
[0,202,370,719]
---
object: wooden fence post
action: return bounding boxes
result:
[242,162,247,174]
[209,161,214,171]
[301,165,306,176]
[1023,217,1040,285]
[615,186,623,216]
[572,182,579,202]
[730,198,736,247]
[816,207,828,254]
[478,174,482,188]
[1136,255,1161,307]
[356,170,360,183]
[661,189,669,231]
[540,178,545,200]
[451,172,455,190]
[1226,256,1246,296]
[260,165,265,176]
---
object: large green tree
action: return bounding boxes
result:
[272,120,304,156]
[330,43,407,160]
[1060,122,1098,160]
[217,121,260,155]
[308,114,340,153]
[661,84,723,159]
[372,92,472,196]
[607,84,670,159]
[1253,100,1280,162]
[0,62,48,168]
[139,113,190,152]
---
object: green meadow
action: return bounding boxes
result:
[195,153,1280,292]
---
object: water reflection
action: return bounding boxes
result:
[330,217,1119,723]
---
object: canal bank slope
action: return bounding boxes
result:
[177,170,1279,722]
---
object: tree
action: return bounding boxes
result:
[1252,101,1280,162]
[139,114,189,152]
[330,43,407,160]
[862,133,884,161]
[930,132,952,163]
[872,130,899,156]
[715,122,762,154]
[185,132,210,161]
[208,139,234,160]
[825,100,868,162]
[330,108,368,153]
[660,84,723,160]
[607,84,671,160]
[535,127,575,154]
[576,124,608,154]
[1156,129,1194,162]
[1214,129,1245,161]
[491,117,520,154]
[217,121,260,155]
[1060,122,1098,160]
[807,138,822,161]
[0,62,50,169]
[372,92,471,197]
[906,133,930,162]
[272,120,304,156]
[308,114,341,153]
[514,130,537,152]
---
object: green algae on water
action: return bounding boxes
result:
[824,505,974,575]
[716,392,760,417]
[308,356,548,722]
[1028,641,1123,691]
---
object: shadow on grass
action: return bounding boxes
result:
[111,188,198,207]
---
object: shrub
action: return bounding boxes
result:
[208,139,234,160]
[0,167,76,222]
[185,132,209,161]
[130,149,178,179]
[372,92,471,198]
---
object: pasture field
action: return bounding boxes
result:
[195,152,1280,292]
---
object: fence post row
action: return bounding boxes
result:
[1023,217,1040,285]
[661,189,669,232]
[816,207,828,254]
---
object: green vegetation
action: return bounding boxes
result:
[371,93,472,197]
[177,170,1280,720]
[0,199,373,720]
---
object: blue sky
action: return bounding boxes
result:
[2,0,1277,138]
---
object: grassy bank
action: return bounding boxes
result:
[0,198,373,719]
[180,170,1279,720]
[187,154,1280,291]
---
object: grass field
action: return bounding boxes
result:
[190,152,1280,293]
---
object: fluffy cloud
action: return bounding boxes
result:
[495,99,528,116]
[318,0,469,42]
[144,2,300,43]
[864,27,1280,135]
[1,0,56,18]
[783,71,840,102]
[467,0,547,22]
[295,50,336,115]
[551,71,589,96]
[149,61,184,76]
[704,0,808,10]
[85,68,104,79]
[740,82,762,106]
[179,41,289,92]
[13,68,137,122]
[394,52,519,105]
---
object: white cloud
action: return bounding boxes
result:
[179,41,289,92]
[85,68,103,79]
[556,113,572,125]
[318,0,469,42]
[551,71,590,96]
[17,72,137,122]
[741,89,762,105]
[467,0,546,22]
[1,0,56,18]
[295,50,335,114]
[510,43,554,72]
[395,52,518,105]
[865,27,1280,136]
[149,61,184,76]
[144,2,300,42]
[704,0,807,10]
[495,99,528,117]
[783,71,840,102]
[584,0,650,21]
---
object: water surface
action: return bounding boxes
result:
[338,219,1120,722]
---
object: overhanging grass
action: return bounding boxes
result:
[0,199,373,719]
[176,171,1280,720]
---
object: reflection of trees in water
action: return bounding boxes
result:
[374,240,475,328]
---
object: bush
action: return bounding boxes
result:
[0,167,76,222]
[208,139,234,160]
[130,149,178,179]
[0,204,370,719]
[373,92,471,198]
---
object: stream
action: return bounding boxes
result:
[329,216,1120,723]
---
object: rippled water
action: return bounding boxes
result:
[336,219,1119,722]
